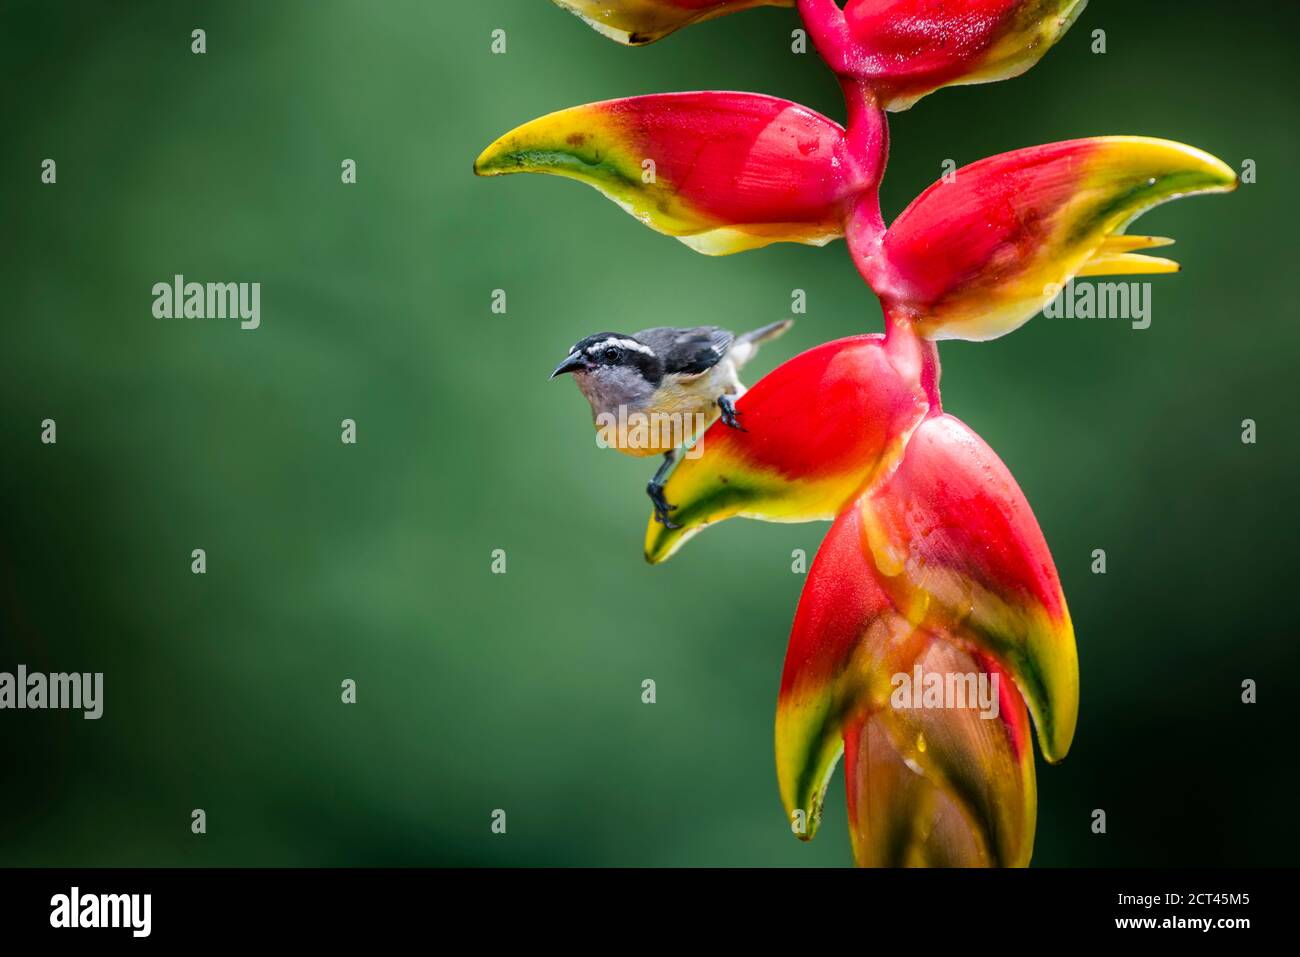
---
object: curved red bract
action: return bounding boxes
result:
[601,93,857,223]
[844,0,1024,81]
[874,136,1235,340]
[475,92,861,254]
[643,334,931,564]
[884,140,1103,305]
[774,411,1074,864]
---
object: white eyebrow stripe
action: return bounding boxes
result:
[585,337,653,356]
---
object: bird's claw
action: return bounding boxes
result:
[647,481,681,528]
[717,394,746,431]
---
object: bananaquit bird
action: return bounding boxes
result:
[549,320,793,528]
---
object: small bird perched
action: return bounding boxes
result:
[550,319,793,527]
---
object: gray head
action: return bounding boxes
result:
[550,332,664,416]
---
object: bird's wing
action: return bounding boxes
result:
[641,326,734,377]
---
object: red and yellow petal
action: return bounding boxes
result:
[475,93,861,255]
[878,136,1236,341]
[644,335,931,563]
[801,0,1086,111]
[775,499,914,841]
[859,413,1077,763]
[774,500,1037,865]
[552,0,792,45]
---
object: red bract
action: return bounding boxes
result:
[800,0,1087,110]
[643,333,932,563]
[475,93,863,254]
[856,412,1078,765]
[872,137,1236,340]
[775,489,1040,866]
[479,0,1234,866]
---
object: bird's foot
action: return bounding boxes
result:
[646,481,681,528]
[717,394,746,431]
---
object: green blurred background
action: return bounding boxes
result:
[1,0,1296,866]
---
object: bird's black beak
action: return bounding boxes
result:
[550,353,586,379]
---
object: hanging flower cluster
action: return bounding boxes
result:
[475,0,1235,865]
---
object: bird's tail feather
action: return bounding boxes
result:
[733,319,793,367]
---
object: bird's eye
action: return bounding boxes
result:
[603,347,620,362]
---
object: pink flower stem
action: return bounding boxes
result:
[795,0,854,75]
[798,1,939,408]
[839,76,890,293]
[839,77,940,409]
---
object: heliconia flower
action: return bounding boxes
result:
[551,0,792,46]
[479,0,1231,870]
[643,333,933,564]
[775,412,1075,866]
[796,0,1087,111]
[857,413,1078,761]
[474,92,866,255]
[870,136,1237,341]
